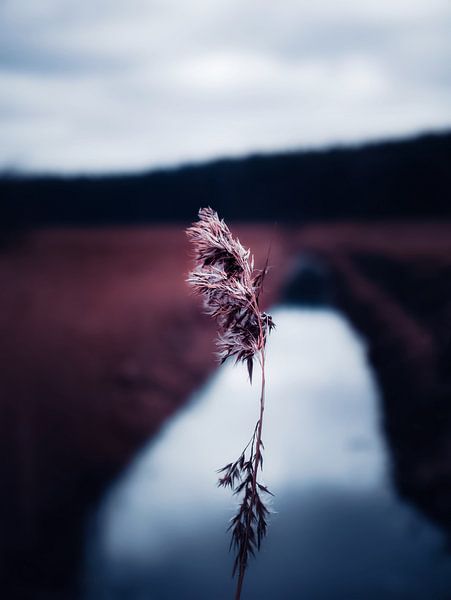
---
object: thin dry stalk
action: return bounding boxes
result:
[186,208,275,599]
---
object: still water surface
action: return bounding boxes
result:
[84,307,451,599]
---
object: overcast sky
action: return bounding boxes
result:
[1,0,450,174]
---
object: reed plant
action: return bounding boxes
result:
[186,208,275,600]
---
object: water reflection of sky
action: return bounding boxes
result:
[84,307,451,599]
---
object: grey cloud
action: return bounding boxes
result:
[0,0,450,173]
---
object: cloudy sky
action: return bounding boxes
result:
[1,0,450,174]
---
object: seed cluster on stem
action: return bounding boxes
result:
[186,207,275,599]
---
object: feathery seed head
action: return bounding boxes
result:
[186,207,274,370]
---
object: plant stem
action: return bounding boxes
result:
[235,347,266,600]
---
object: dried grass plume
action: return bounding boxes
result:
[186,207,275,600]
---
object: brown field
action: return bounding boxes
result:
[1,222,450,597]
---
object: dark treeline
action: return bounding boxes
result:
[1,131,451,227]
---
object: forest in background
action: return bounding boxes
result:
[1,131,450,228]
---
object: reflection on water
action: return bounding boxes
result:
[83,307,451,599]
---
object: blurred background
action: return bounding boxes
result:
[1,1,451,598]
